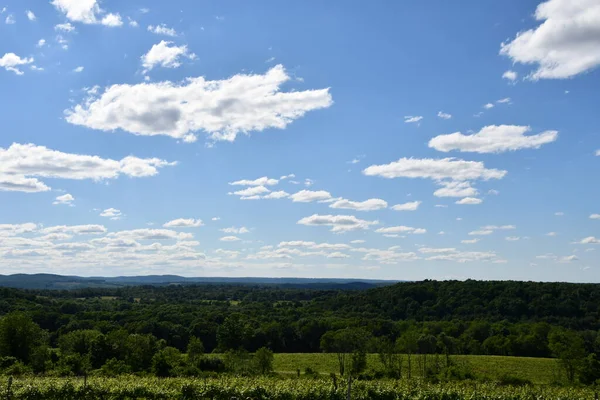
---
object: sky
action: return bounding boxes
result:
[1,0,600,281]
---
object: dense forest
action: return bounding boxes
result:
[1,280,600,382]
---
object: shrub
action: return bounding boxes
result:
[498,374,533,386]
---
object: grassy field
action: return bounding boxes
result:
[272,353,559,385]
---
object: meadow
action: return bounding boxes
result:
[272,353,559,385]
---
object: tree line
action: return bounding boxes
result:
[0,280,600,382]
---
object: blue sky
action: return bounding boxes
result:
[1,0,599,281]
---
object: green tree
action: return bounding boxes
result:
[58,330,101,356]
[548,329,585,382]
[254,347,274,375]
[376,337,403,378]
[151,347,183,377]
[216,314,250,351]
[126,334,157,372]
[397,329,419,379]
[187,336,205,365]
[0,312,47,364]
[417,334,437,378]
[320,328,370,377]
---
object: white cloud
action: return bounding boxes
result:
[214,249,240,259]
[298,214,378,233]
[559,255,578,263]
[505,236,520,241]
[263,190,289,199]
[456,197,483,205]
[220,227,249,234]
[65,65,332,143]
[101,13,122,27]
[555,212,564,216]
[37,39,46,47]
[290,190,332,203]
[5,14,15,24]
[429,125,558,154]
[229,177,278,186]
[502,70,518,81]
[418,247,456,254]
[73,66,84,73]
[536,253,578,263]
[0,53,34,75]
[438,231,445,235]
[42,225,107,235]
[391,201,421,211]
[231,186,270,197]
[375,226,426,235]
[404,116,423,124]
[434,181,478,198]
[363,157,506,181]
[435,205,448,208]
[304,178,315,187]
[327,252,350,259]
[128,18,138,27]
[141,41,195,72]
[330,198,388,211]
[56,35,69,50]
[425,249,497,263]
[51,0,122,27]
[39,233,72,241]
[483,103,494,109]
[579,237,600,244]
[500,0,600,79]
[220,235,241,242]
[100,208,122,220]
[0,143,175,193]
[469,230,493,236]
[55,22,75,32]
[163,218,203,228]
[595,150,600,156]
[0,223,38,236]
[108,228,192,241]
[461,238,480,244]
[437,111,452,119]
[279,241,351,251]
[350,239,365,244]
[26,10,36,21]
[147,24,177,37]
[481,225,516,230]
[546,232,558,236]
[211,217,220,221]
[351,247,419,264]
[497,97,511,104]
[590,214,600,219]
[53,193,74,206]
[280,174,295,180]
[487,189,500,195]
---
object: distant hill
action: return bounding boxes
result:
[0,273,398,290]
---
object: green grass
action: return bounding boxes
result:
[272,353,559,385]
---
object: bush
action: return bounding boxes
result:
[498,374,533,386]
[1,361,31,376]
[99,358,132,376]
[437,364,476,381]
[0,356,18,370]
[197,356,226,373]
